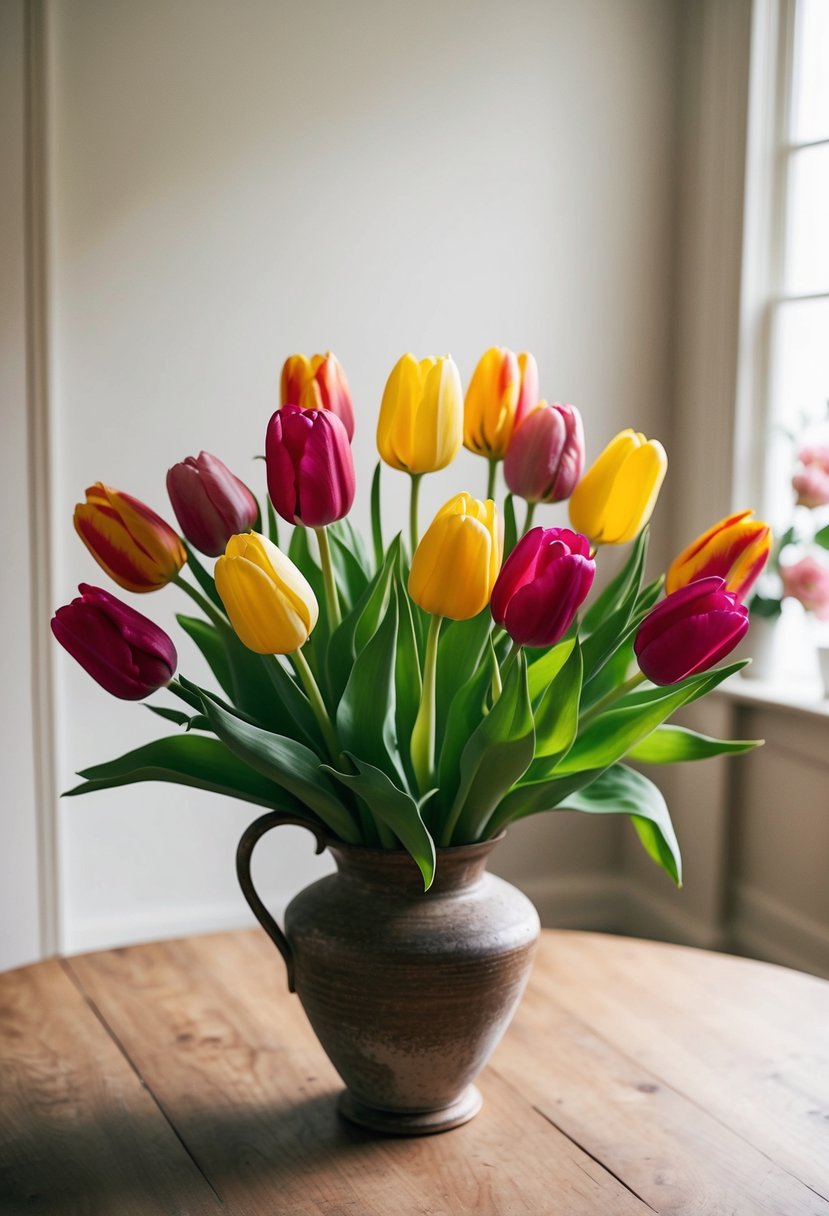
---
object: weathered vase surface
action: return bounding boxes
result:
[283,836,539,1133]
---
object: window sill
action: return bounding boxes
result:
[715,674,829,722]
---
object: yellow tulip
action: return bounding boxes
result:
[568,429,667,545]
[409,493,503,620]
[463,347,539,459]
[215,532,318,654]
[377,353,463,474]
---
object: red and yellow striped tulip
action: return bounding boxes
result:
[666,509,772,601]
[74,483,186,593]
[280,351,355,440]
[463,347,539,460]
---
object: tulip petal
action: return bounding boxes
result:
[216,555,310,654]
[74,503,169,592]
[596,440,667,544]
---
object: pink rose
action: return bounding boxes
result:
[792,465,829,508]
[781,556,829,620]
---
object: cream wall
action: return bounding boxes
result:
[41,0,679,954]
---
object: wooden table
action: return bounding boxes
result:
[2,929,828,1215]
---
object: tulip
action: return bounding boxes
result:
[377,353,463,475]
[215,532,318,654]
[464,348,539,462]
[266,405,355,529]
[491,527,595,648]
[51,584,177,700]
[634,576,748,685]
[781,556,829,620]
[568,429,667,546]
[409,493,503,621]
[666,509,771,601]
[166,451,259,558]
[280,351,355,440]
[504,402,585,509]
[74,483,186,592]
[793,466,829,509]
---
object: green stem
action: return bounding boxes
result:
[314,526,341,630]
[410,614,443,795]
[288,647,340,760]
[174,574,230,630]
[579,670,647,729]
[523,500,537,536]
[486,458,498,500]
[409,472,423,556]
[370,461,384,570]
[501,639,521,681]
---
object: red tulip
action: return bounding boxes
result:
[490,526,595,647]
[280,352,355,440]
[634,576,748,685]
[265,405,355,527]
[51,584,177,700]
[74,483,186,593]
[504,403,585,503]
[166,451,258,557]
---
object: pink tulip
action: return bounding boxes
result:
[51,584,177,700]
[166,451,259,557]
[792,465,829,509]
[634,577,748,685]
[265,405,355,527]
[781,556,829,620]
[798,445,829,474]
[504,403,585,503]
[490,526,595,647]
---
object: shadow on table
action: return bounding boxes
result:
[1,1089,417,1215]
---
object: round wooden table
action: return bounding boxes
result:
[2,929,828,1215]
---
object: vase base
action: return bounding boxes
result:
[338,1085,482,1136]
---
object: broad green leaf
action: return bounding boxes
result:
[484,767,604,835]
[814,523,829,551]
[325,537,399,702]
[393,571,422,788]
[198,690,361,843]
[561,764,682,885]
[449,652,535,844]
[336,594,405,787]
[329,517,373,581]
[628,724,762,763]
[66,734,303,812]
[327,527,370,614]
[582,528,648,634]
[532,639,583,765]
[323,755,436,890]
[527,639,577,704]
[261,655,325,752]
[434,610,493,743]
[436,638,496,820]
[176,614,234,699]
[618,659,747,710]
[581,530,648,683]
[578,630,635,710]
[145,704,192,727]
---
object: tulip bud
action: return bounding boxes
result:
[166,451,259,558]
[377,353,463,474]
[666,509,771,601]
[265,405,356,528]
[280,351,355,440]
[51,584,177,699]
[215,532,318,654]
[74,483,186,592]
[409,493,503,620]
[504,403,585,503]
[634,576,748,685]
[491,527,595,648]
[463,348,539,459]
[568,429,667,545]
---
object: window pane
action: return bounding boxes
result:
[767,298,829,525]
[785,144,829,294]
[791,0,829,144]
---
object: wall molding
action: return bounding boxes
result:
[730,883,829,979]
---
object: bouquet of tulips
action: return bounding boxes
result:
[52,348,772,890]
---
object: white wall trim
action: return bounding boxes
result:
[24,0,59,959]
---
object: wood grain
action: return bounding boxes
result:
[2,929,828,1215]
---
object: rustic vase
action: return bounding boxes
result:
[237,813,540,1135]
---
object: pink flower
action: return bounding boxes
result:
[798,445,829,474]
[792,465,829,509]
[781,556,829,620]
[634,577,748,685]
[265,405,355,527]
[504,403,585,504]
[490,526,595,647]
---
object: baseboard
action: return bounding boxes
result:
[728,884,829,979]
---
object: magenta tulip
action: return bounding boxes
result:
[166,451,259,557]
[51,584,177,700]
[265,405,355,527]
[634,576,748,685]
[490,526,595,647]
[504,403,585,503]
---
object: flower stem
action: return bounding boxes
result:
[486,458,498,500]
[409,472,422,557]
[522,500,537,536]
[314,526,341,630]
[578,670,647,729]
[501,639,521,681]
[410,614,443,795]
[174,573,230,630]
[288,647,340,760]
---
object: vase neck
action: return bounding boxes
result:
[328,836,502,896]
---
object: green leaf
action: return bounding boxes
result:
[434,610,493,743]
[371,461,384,569]
[561,764,682,885]
[65,734,302,812]
[532,639,583,766]
[503,493,518,557]
[580,530,648,683]
[814,523,829,551]
[197,689,361,843]
[527,639,578,704]
[484,767,604,835]
[176,614,234,699]
[326,537,399,703]
[323,755,436,890]
[628,724,762,763]
[181,543,224,610]
[749,593,782,620]
[329,517,373,581]
[619,659,747,710]
[393,570,422,788]
[436,638,496,820]
[145,705,192,727]
[582,528,648,634]
[265,497,280,547]
[336,593,405,787]
[449,652,535,844]
[261,655,325,752]
[327,525,371,615]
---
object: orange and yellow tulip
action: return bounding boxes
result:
[280,351,355,440]
[463,348,538,459]
[666,509,772,601]
[74,483,186,593]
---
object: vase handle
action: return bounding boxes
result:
[236,812,327,993]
